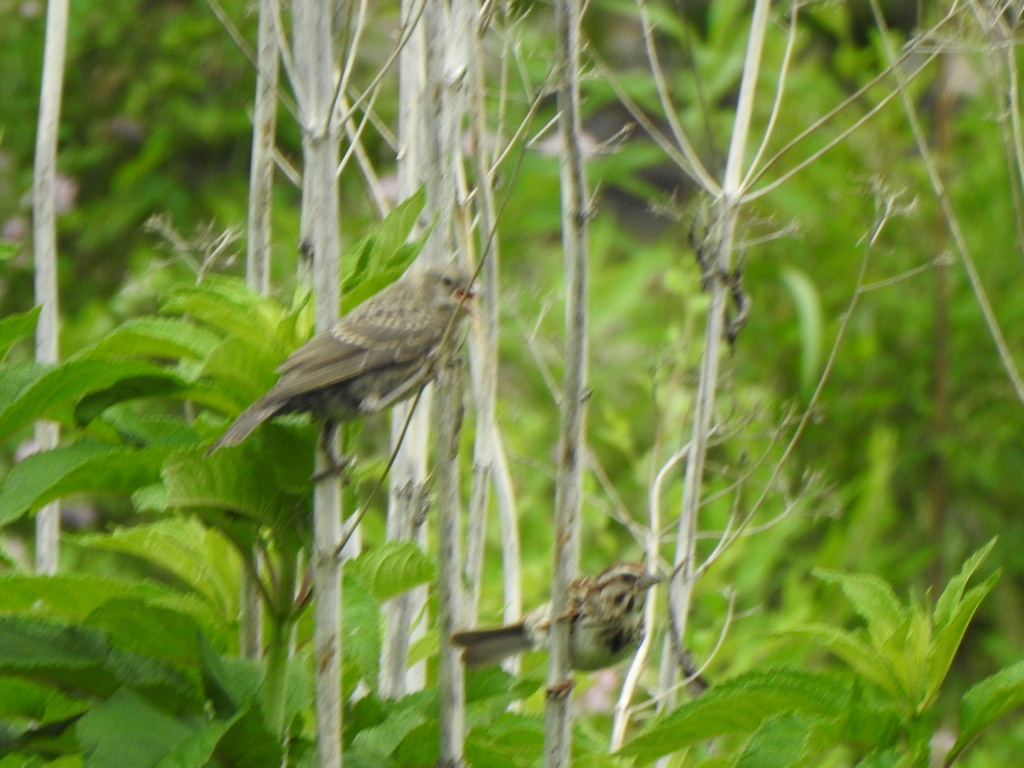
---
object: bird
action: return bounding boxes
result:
[209,261,476,453]
[451,562,662,671]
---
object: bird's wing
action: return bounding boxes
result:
[265,321,441,400]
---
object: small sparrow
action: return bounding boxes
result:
[209,262,476,452]
[452,562,662,671]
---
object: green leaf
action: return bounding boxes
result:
[949,659,1024,762]
[779,268,823,393]
[933,538,996,630]
[0,573,180,621]
[212,699,283,768]
[161,278,285,349]
[0,307,41,363]
[75,687,214,768]
[340,187,426,312]
[735,711,812,768]
[75,317,221,366]
[0,359,186,442]
[620,668,852,764]
[162,449,308,535]
[351,702,429,758]
[84,600,204,669]
[465,712,545,768]
[785,624,903,703]
[926,571,999,706]
[74,377,191,426]
[76,519,241,620]
[199,636,261,717]
[343,575,381,694]
[814,569,906,646]
[0,617,200,710]
[0,573,226,651]
[0,444,167,526]
[200,336,283,408]
[854,750,902,768]
[347,541,435,603]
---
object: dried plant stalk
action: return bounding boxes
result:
[291,0,343,763]
[32,0,70,575]
[544,0,589,763]
[380,0,430,700]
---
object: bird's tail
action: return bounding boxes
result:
[207,398,281,454]
[451,623,533,668]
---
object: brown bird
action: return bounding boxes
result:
[209,262,476,453]
[452,562,661,671]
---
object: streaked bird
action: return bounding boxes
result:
[452,562,661,671]
[209,262,476,453]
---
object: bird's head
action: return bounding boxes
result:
[595,562,663,619]
[422,262,477,317]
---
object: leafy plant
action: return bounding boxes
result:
[622,541,1022,767]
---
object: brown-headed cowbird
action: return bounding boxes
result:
[209,262,476,452]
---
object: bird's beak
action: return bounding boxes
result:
[638,572,665,590]
[453,287,478,316]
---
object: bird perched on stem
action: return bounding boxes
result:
[452,562,662,671]
[209,262,476,454]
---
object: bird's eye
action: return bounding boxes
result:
[441,276,455,288]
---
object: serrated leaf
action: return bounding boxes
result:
[0,359,186,442]
[347,542,435,603]
[949,659,1024,762]
[620,668,852,764]
[200,336,284,408]
[74,376,191,426]
[0,444,167,526]
[351,703,428,758]
[465,712,545,768]
[75,317,222,366]
[0,307,41,363]
[343,575,381,694]
[815,570,906,646]
[76,519,241,620]
[162,449,308,536]
[0,573,177,620]
[933,538,997,630]
[75,687,223,768]
[785,624,903,703]
[926,571,999,706]
[340,188,426,312]
[735,711,813,768]
[0,617,200,709]
[161,278,284,348]
[84,600,204,670]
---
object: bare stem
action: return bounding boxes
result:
[544,0,589,762]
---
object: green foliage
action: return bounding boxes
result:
[624,543,1004,765]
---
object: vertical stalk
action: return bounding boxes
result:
[380,0,430,699]
[240,0,281,661]
[928,53,952,594]
[463,3,521,635]
[261,559,297,737]
[246,0,280,295]
[544,0,589,763]
[32,0,70,576]
[424,0,469,761]
[661,0,770,707]
[292,0,342,764]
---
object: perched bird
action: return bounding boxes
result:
[452,562,662,671]
[209,262,476,453]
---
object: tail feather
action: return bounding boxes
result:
[451,623,532,668]
[207,398,282,454]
